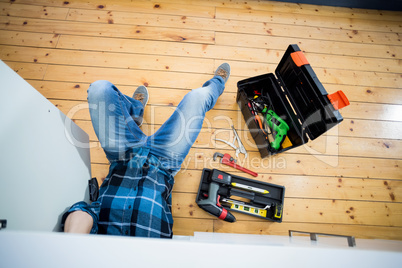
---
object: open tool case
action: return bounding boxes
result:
[196,168,285,222]
[237,44,349,157]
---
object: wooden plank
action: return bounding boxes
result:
[90,164,401,203]
[231,34,402,60]
[185,149,402,180]
[43,64,214,90]
[0,30,59,47]
[216,33,402,70]
[71,117,402,160]
[157,0,402,22]
[172,218,213,236]
[31,154,402,240]
[216,7,402,30]
[48,95,402,130]
[88,146,402,180]
[225,60,402,89]
[325,84,402,105]
[172,192,402,227]
[66,7,217,28]
[57,34,215,58]
[293,136,402,160]
[213,221,402,240]
[334,119,402,140]
[29,44,401,92]
[174,170,402,203]
[55,37,402,92]
[90,163,109,183]
[1,0,215,18]
[40,64,402,100]
[0,45,215,74]
[65,7,402,56]
[28,80,402,110]
[234,23,402,48]
[0,2,69,19]
[0,16,215,44]
[2,61,46,79]
[69,116,402,144]
[2,0,401,242]
[283,198,402,227]
[341,102,402,122]
[56,36,402,83]
[4,0,401,23]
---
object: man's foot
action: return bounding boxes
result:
[214,63,231,83]
[132,85,149,126]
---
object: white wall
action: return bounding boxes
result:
[0,60,91,232]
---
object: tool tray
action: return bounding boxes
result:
[196,168,285,222]
[237,44,349,157]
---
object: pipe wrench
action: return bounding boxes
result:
[213,152,258,177]
[215,125,248,159]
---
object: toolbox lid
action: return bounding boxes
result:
[275,45,344,140]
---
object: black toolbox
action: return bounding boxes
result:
[237,44,349,157]
[196,168,285,222]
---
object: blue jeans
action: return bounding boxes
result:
[87,76,225,175]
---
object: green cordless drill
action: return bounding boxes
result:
[253,101,290,150]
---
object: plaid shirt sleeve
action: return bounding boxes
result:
[61,201,100,234]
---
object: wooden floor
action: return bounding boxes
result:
[1,0,401,240]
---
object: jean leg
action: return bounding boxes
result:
[148,76,225,174]
[88,80,147,161]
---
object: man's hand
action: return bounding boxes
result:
[64,211,93,234]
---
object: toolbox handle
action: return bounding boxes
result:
[289,230,356,247]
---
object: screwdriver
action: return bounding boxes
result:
[247,101,267,136]
[231,182,269,194]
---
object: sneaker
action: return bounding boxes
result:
[214,63,231,83]
[132,85,149,126]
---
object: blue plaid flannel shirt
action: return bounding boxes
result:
[62,148,175,238]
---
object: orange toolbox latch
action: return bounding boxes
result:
[327,91,350,110]
[291,51,309,67]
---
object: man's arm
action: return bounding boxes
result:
[64,211,93,234]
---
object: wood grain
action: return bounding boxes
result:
[1,0,401,240]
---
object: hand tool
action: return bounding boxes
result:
[265,109,289,150]
[220,198,267,217]
[247,101,266,136]
[213,152,258,177]
[197,182,236,222]
[215,125,248,159]
[197,169,284,222]
[252,101,290,150]
[231,182,269,194]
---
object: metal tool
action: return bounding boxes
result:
[197,182,236,223]
[215,125,248,159]
[221,198,268,217]
[253,101,290,151]
[213,152,258,177]
[231,182,269,194]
